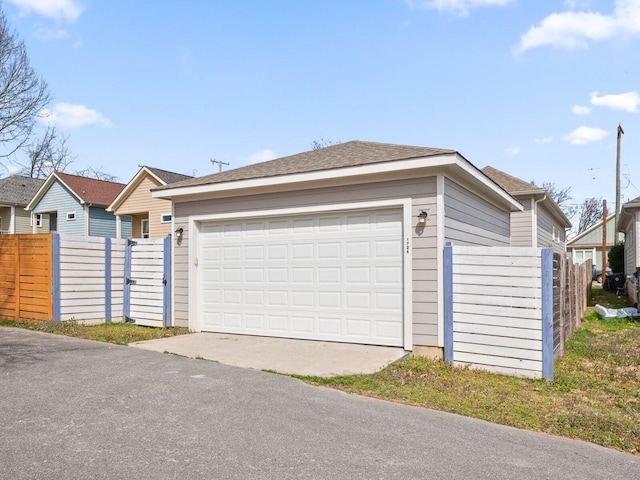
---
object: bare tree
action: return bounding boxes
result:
[0,8,51,159]
[19,125,75,178]
[542,182,578,220]
[576,197,603,234]
[311,138,341,150]
[74,165,119,182]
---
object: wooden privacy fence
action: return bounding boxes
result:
[0,234,53,321]
[553,254,591,358]
[0,233,171,326]
[443,244,590,381]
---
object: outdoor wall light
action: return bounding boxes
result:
[417,210,428,225]
[175,227,184,238]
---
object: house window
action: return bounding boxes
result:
[30,214,43,227]
[141,219,149,239]
[67,212,76,221]
[160,213,172,223]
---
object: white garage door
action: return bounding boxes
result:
[197,208,404,346]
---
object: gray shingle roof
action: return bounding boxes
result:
[481,166,542,194]
[146,167,193,185]
[156,141,456,191]
[0,175,45,206]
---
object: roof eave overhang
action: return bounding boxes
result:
[153,153,523,212]
[617,205,640,232]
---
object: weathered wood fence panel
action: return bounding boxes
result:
[0,234,52,321]
[552,254,590,357]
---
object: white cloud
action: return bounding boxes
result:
[33,26,71,41]
[535,136,555,143]
[246,149,277,165]
[505,146,520,155]
[562,126,608,145]
[405,0,512,16]
[6,0,83,23]
[40,103,112,129]
[572,104,591,115]
[590,91,640,113]
[516,0,640,53]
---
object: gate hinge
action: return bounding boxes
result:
[127,239,138,247]
[126,277,137,285]
[124,316,136,324]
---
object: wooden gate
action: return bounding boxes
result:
[123,236,171,327]
[0,234,52,321]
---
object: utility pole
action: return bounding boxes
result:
[615,124,623,242]
[602,200,607,288]
[211,159,229,173]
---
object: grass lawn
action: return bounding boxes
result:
[299,286,640,455]
[0,318,190,345]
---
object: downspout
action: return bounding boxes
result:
[9,206,15,233]
[533,194,547,248]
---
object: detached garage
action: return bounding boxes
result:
[154,141,521,355]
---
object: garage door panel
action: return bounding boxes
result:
[198,208,404,346]
[244,268,264,283]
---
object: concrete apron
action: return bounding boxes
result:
[129,333,408,377]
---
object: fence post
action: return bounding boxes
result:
[162,234,172,327]
[52,233,60,321]
[542,248,554,382]
[123,238,137,323]
[105,237,111,323]
[443,242,453,365]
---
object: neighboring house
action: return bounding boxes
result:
[567,214,616,271]
[107,166,192,239]
[0,175,45,234]
[153,140,522,356]
[618,196,640,277]
[481,166,571,254]
[25,172,132,238]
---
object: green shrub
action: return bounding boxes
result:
[608,242,624,273]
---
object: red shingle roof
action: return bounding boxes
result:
[56,172,126,206]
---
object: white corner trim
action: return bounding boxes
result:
[402,199,413,351]
[436,175,445,347]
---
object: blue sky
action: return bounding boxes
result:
[2,0,639,218]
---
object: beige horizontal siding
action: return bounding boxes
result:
[115,174,174,238]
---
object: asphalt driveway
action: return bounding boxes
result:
[1,327,637,480]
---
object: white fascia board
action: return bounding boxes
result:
[155,153,523,214]
[153,154,460,200]
[451,157,523,212]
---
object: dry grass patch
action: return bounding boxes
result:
[0,318,190,345]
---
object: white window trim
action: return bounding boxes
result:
[160,213,172,223]
[188,198,414,350]
[66,212,76,221]
[141,219,150,239]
